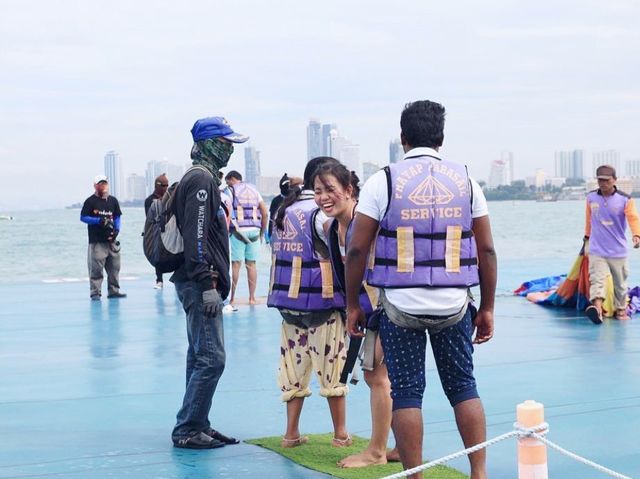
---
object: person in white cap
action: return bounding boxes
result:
[80,175,126,300]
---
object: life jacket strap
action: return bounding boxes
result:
[377,227,474,240]
[374,257,478,267]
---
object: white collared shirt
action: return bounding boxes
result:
[355,147,488,316]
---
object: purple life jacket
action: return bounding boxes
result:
[366,156,480,288]
[327,218,379,318]
[587,188,631,258]
[267,199,345,312]
[231,182,262,228]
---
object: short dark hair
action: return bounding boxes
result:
[596,164,617,179]
[225,170,242,181]
[400,100,446,149]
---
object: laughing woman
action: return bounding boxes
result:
[312,161,399,468]
[267,157,352,449]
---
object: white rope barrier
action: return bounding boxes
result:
[531,433,632,479]
[380,422,631,479]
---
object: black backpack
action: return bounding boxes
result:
[142,166,211,273]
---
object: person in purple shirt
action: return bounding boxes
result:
[584,165,640,324]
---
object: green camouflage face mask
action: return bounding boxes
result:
[191,138,234,183]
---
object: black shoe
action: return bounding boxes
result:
[585,305,603,325]
[107,292,127,299]
[173,432,225,449]
[206,428,240,445]
[90,295,101,301]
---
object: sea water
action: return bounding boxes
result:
[3,200,640,290]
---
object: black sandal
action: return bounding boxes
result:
[585,305,603,325]
[207,428,240,445]
[173,432,225,449]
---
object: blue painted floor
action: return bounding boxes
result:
[1,274,639,478]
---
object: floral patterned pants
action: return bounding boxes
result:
[278,311,349,402]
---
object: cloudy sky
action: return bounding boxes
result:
[1,0,639,209]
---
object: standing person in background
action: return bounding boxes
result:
[345,100,496,479]
[584,164,640,324]
[268,173,302,241]
[144,173,169,289]
[80,175,127,300]
[268,156,352,449]
[225,171,268,306]
[312,161,399,468]
[170,116,248,449]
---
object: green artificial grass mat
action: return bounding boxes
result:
[246,433,468,479]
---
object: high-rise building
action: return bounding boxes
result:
[488,160,509,188]
[362,162,380,183]
[592,149,621,175]
[389,139,403,164]
[257,176,280,197]
[524,169,546,189]
[501,151,514,184]
[245,146,261,185]
[146,159,184,194]
[322,123,336,156]
[306,120,323,160]
[340,145,361,178]
[104,150,124,199]
[554,150,584,179]
[126,173,147,202]
[626,159,640,177]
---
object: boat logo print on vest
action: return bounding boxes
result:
[408,175,454,206]
[238,188,256,201]
[278,216,299,241]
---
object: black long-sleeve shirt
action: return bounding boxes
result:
[170,168,230,298]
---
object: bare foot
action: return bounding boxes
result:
[386,447,400,462]
[249,298,257,305]
[338,449,387,468]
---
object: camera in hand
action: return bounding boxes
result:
[101,217,115,234]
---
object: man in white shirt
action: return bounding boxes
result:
[345,100,496,479]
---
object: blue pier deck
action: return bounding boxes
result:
[1,273,639,478]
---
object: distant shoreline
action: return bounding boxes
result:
[66,200,145,209]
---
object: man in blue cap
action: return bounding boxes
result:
[170,117,249,449]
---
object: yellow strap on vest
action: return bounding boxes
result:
[319,260,334,299]
[269,254,276,294]
[288,256,302,298]
[367,241,376,270]
[396,226,415,273]
[252,206,258,221]
[363,282,379,309]
[236,205,244,222]
[445,225,462,273]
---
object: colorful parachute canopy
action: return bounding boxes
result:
[514,242,615,317]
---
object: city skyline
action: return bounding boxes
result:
[49,141,640,205]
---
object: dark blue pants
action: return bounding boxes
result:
[379,307,479,410]
[172,281,226,439]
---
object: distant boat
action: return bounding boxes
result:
[0,215,15,220]
[536,194,557,202]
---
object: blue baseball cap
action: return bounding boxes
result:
[191,116,249,143]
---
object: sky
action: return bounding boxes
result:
[1,0,639,210]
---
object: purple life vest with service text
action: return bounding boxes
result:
[267,199,345,312]
[231,182,262,228]
[366,156,479,288]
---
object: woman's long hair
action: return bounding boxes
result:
[275,156,340,231]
